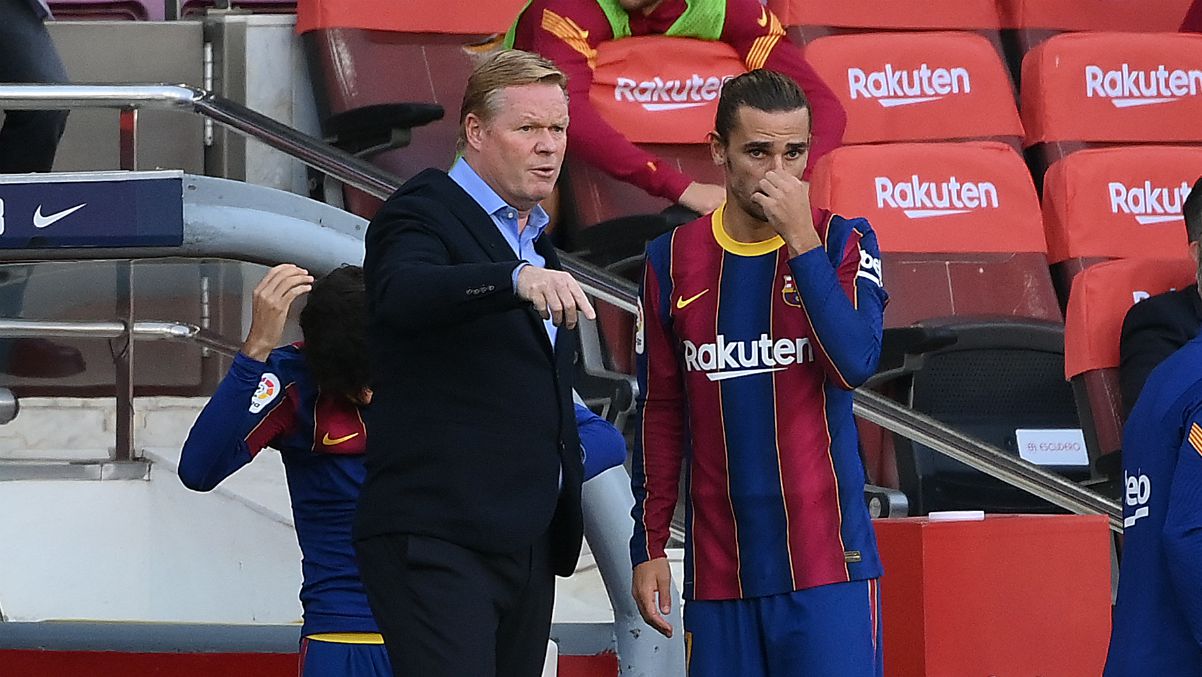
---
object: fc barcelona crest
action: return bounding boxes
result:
[781,275,802,307]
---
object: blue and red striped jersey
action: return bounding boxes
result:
[631,205,887,601]
[1105,334,1202,676]
[179,345,376,636]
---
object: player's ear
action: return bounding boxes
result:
[464,112,487,152]
[708,130,725,167]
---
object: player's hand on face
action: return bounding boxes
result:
[751,159,822,255]
[677,181,726,216]
[632,557,675,638]
[515,266,596,329]
[242,264,314,361]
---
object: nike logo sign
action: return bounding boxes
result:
[322,432,360,446]
[33,203,86,229]
[676,289,710,310]
[757,6,769,27]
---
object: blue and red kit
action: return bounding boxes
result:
[179,345,379,638]
[631,204,887,601]
[1105,334,1202,676]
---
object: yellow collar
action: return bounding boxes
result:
[710,203,784,257]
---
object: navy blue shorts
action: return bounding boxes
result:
[299,635,392,677]
[684,578,883,677]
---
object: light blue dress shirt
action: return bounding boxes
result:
[448,159,558,349]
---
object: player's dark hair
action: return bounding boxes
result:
[1184,176,1202,243]
[714,69,811,142]
[299,265,369,403]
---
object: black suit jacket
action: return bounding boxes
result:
[1119,283,1202,416]
[354,169,584,576]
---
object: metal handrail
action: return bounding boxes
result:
[0,83,1120,528]
[0,84,639,314]
[853,389,1122,531]
[0,319,240,357]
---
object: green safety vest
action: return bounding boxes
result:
[504,0,727,49]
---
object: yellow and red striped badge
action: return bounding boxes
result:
[1189,423,1202,456]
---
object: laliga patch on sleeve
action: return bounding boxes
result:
[250,372,281,414]
[1016,428,1089,467]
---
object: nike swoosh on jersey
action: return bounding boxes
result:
[322,432,360,446]
[33,203,86,229]
[757,6,769,26]
[676,289,710,309]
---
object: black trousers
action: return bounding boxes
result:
[0,0,70,174]
[355,532,555,677]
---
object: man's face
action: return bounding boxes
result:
[465,82,569,212]
[710,106,811,222]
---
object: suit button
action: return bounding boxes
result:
[488,285,496,291]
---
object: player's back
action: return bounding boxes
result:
[1105,335,1202,676]
[267,348,375,635]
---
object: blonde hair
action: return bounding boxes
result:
[457,49,568,152]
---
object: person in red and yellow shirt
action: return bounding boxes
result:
[507,0,846,216]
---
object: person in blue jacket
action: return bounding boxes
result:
[179,263,626,676]
[1105,330,1202,676]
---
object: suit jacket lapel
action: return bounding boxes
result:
[438,175,517,265]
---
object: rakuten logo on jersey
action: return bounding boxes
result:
[682,334,813,382]
[614,74,733,112]
[874,175,999,219]
[848,64,971,108]
[1108,180,1191,225]
[1085,64,1202,108]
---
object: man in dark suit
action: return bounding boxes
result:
[1119,177,1202,416]
[354,49,596,677]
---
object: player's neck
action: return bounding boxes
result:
[722,203,779,244]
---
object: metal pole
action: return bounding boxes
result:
[112,267,134,462]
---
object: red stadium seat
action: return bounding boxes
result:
[768,0,1004,48]
[1063,258,1195,458]
[811,141,1054,326]
[1041,146,1202,300]
[812,141,1083,515]
[298,0,526,218]
[998,0,1194,74]
[803,31,1022,148]
[1021,32,1202,181]
[565,36,732,228]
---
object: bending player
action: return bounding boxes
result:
[180,263,629,676]
[630,69,886,676]
[179,264,389,676]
